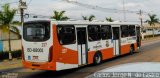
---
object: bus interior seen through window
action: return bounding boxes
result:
[23,21,50,42]
[57,25,76,45]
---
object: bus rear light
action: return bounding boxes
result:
[48,46,53,62]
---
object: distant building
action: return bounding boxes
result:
[0,29,21,40]
[142,23,160,37]
[143,23,160,29]
[0,29,21,52]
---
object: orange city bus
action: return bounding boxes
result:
[22,19,141,71]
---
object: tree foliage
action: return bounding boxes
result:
[51,10,69,21]
[82,15,95,21]
[146,14,159,26]
[106,17,114,22]
[0,4,19,34]
[145,14,159,37]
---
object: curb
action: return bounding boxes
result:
[0,57,21,62]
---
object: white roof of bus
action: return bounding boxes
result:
[55,21,139,25]
[24,18,139,26]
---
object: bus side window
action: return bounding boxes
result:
[88,25,101,41]
[101,25,112,40]
[129,25,136,36]
[57,25,76,45]
[121,25,129,37]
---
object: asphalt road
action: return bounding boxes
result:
[1,39,160,78]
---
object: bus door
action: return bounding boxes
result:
[112,27,121,56]
[76,28,88,65]
[136,27,141,48]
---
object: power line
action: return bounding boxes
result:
[64,0,148,15]
[64,0,122,13]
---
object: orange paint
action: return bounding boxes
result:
[88,51,96,64]
[52,25,78,64]
[121,44,130,55]
[22,24,78,71]
[88,48,114,64]
[134,43,138,52]
[22,60,56,70]
[101,48,114,60]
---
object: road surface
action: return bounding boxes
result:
[1,39,160,78]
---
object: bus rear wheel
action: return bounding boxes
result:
[93,52,102,65]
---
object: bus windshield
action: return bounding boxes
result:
[23,21,50,42]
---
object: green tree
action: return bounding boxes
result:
[12,21,22,26]
[82,15,95,21]
[88,15,95,21]
[0,4,19,59]
[82,16,88,20]
[51,10,69,21]
[146,14,159,37]
[106,17,114,22]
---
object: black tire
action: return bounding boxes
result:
[93,52,102,65]
[130,46,134,54]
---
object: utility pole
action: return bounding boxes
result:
[139,10,143,27]
[138,10,144,32]
[19,0,27,23]
[122,0,126,22]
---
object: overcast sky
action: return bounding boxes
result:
[0,0,160,22]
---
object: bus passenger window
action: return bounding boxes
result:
[88,25,101,41]
[129,25,136,36]
[101,25,112,40]
[57,25,76,45]
[121,25,129,37]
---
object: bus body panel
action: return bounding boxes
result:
[22,20,141,71]
[52,23,79,70]
[22,20,53,63]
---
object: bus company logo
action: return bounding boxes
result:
[27,48,43,52]
[93,41,102,49]
[106,41,109,47]
[93,45,102,49]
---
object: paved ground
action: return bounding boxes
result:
[0,37,160,78]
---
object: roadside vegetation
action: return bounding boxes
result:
[51,10,69,21]
[82,15,95,21]
[0,4,21,60]
[145,14,159,37]
[0,50,21,61]
[106,17,114,22]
